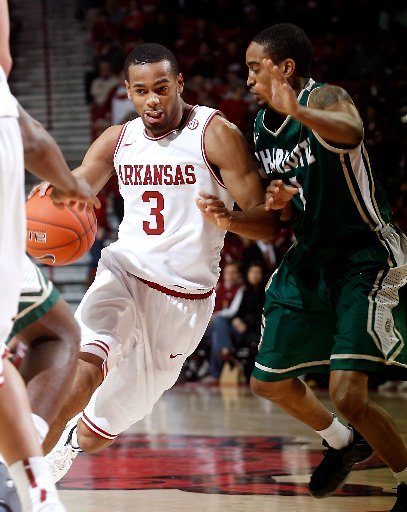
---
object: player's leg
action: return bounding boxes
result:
[0,359,65,512]
[251,248,370,497]
[18,299,80,435]
[312,230,407,504]
[75,281,215,454]
[42,352,103,454]
[44,252,137,480]
[251,376,334,430]
[330,369,407,471]
[46,275,214,483]
[326,234,407,506]
[251,248,337,430]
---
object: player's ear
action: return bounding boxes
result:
[125,80,131,99]
[177,73,184,94]
[283,59,295,78]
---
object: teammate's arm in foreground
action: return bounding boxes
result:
[18,105,100,211]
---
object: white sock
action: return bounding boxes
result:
[31,414,49,444]
[8,457,62,512]
[393,467,407,485]
[315,416,353,450]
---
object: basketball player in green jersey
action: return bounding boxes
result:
[245,23,407,511]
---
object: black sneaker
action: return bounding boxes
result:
[309,427,374,498]
[0,461,21,512]
[391,483,407,512]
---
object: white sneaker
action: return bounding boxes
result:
[45,417,81,483]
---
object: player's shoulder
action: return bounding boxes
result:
[308,83,354,109]
[205,110,242,139]
[98,123,133,148]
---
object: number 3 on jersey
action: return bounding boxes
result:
[142,191,164,235]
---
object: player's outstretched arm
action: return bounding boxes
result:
[203,115,281,241]
[18,105,100,211]
[258,62,363,147]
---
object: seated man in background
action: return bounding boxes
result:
[202,262,266,385]
[183,261,243,383]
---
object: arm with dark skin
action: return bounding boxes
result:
[196,115,292,241]
[259,63,364,212]
[52,125,121,196]
[18,105,101,211]
[258,62,363,146]
[31,125,121,202]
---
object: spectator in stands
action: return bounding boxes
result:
[90,60,119,110]
[188,42,216,79]
[201,262,266,386]
[90,59,119,138]
[180,261,243,383]
[106,70,134,125]
[218,80,251,132]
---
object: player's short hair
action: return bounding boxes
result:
[252,23,313,77]
[124,43,180,80]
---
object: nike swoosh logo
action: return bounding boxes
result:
[170,353,184,359]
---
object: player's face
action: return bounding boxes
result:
[246,41,277,107]
[125,61,184,136]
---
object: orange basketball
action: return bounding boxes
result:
[26,190,97,266]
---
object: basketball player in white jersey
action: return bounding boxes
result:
[1,1,100,509]
[40,42,282,481]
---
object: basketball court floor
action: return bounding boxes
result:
[57,383,406,512]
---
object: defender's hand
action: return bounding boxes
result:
[195,191,232,231]
[265,180,298,211]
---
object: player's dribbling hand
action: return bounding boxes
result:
[265,180,299,211]
[51,177,101,212]
[195,192,232,230]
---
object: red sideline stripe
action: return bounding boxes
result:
[81,412,117,440]
[138,277,213,300]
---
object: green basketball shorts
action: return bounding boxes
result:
[7,255,59,342]
[253,227,407,382]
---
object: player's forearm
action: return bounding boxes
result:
[17,105,78,193]
[227,207,281,241]
[23,132,79,193]
[292,104,363,146]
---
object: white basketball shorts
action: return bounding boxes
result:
[75,248,215,438]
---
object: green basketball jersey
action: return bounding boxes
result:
[253,79,393,251]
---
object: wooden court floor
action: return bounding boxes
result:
[58,384,407,512]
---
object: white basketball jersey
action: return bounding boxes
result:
[0,66,18,117]
[109,105,234,293]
